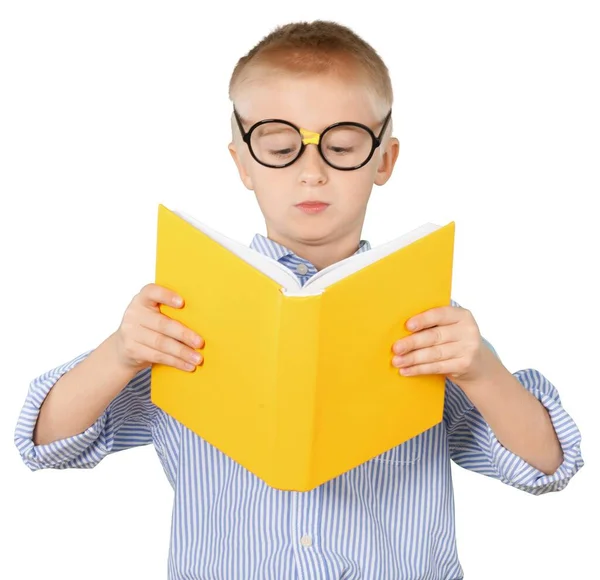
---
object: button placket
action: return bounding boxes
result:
[291,488,325,578]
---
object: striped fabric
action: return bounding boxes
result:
[14,233,584,580]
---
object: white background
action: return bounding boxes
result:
[1,1,598,579]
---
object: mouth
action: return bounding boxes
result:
[295,201,330,214]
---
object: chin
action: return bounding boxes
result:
[294,225,338,244]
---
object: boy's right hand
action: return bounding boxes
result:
[113,283,204,374]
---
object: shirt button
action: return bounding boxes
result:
[296,263,308,275]
[300,534,313,547]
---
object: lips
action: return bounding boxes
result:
[296,201,329,208]
[295,201,330,214]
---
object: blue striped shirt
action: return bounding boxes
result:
[14,233,584,579]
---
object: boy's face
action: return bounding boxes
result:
[229,71,399,250]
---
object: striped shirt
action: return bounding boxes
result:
[14,233,584,580]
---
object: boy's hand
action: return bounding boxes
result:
[114,283,204,373]
[391,305,486,382]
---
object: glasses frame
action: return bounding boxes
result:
[233,108,392,171]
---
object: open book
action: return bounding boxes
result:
[173,207,442,296]
[150,204,455,491]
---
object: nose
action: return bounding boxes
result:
[297,144,328,186]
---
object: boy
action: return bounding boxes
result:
[15,20,584,580]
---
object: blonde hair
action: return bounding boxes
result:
[228,20,393,115]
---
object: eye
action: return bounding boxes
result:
[268,147,297,157]
[327,146,354,156]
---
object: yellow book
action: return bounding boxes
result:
[151,204,455,491]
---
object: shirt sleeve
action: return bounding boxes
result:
[14,350,155,471]
[443,300,584,495]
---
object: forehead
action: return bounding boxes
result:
[234,70,384,131]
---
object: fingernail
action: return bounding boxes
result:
[193,335,203,347]
[173,296,183,307]
[392,356,404,367]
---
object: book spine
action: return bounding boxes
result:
[270,293,322,491]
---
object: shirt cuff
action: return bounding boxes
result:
[486,368,584,494]
[14,350,110,470]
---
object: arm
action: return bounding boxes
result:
[33,332,139,445]
[14,333,155,471]
[15,283,203,471]
[452,344,563,474]
[444,341,584,494]
[392,300,584,494]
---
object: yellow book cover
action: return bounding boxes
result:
[151,204,455,491]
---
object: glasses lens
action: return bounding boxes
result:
[250,122,302,167]
[321,125,374,168]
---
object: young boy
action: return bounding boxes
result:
[15,20,584,580]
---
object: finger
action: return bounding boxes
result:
[140,309,204,350]
[393,342,463,369]
[138,283,185,310]
[393,325,460,355]
[406,305,463,332]
[398,357,467,377]
[133,341,199,372]
[135,324,203,367]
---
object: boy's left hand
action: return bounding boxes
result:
[391,305,487,382]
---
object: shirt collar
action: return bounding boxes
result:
[250,233,371,263]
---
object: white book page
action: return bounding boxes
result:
[282,223,441,296]
[173,209,302,290]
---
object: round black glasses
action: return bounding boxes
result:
[233,108,392,171]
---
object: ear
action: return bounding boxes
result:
[374,137,400,186]
[228,141,254,190]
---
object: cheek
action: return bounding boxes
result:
[251,168,292,207]
[336,171,374,204]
